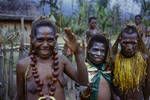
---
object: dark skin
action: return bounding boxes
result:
[89,19,97,30]
[89,42,111,100]
[16,26,88,100]
[82,18,101,60]
[86,19,101,42]
[81,41,111,100]
[135,16,142,26]
[112,32,150,100]
[135,16,146,39]
[120,33,138,58]
[88,42,106,65]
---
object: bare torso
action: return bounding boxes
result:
[86,29,101,42]
[19,55,68,100]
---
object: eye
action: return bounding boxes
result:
[93,48,99,51]
[132,42,137,46]
[36,38,44,42]
[92,22,96,24]
[131,42,136,45]
[47,38,54,42]
[122,41,128,45]
[131,41,137,44]
[101,49,105,52]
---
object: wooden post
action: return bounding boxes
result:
[3,43,8,100]
[8,41,14,99]
[19,17,25,59]
[0,35,7,100]
[0,41,4,100]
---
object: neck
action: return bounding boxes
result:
[36,56,52,63]
[90,27,96,30]
[86,58,105,69]
[136,23,141,26]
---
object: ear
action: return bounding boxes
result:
[31,38,36,44]
[87,49,91,53]
[118,36,122,43]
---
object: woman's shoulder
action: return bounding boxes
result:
[16,56,31,73]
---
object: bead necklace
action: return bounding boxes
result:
[30,51,59,99]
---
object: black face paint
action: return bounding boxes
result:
[120,32,138,58]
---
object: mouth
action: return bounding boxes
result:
[94,56,104,62]
[40,49,50,50]
[40,49,51,54]
[40,49,50,52]
[126,50,134,54]
[124,51,135,58]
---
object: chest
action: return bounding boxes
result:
[37,65,53,80]
[87,29,99,37]
[26,63,62,94]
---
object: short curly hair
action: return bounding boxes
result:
[121,25,138,37]
[88,16,97,23]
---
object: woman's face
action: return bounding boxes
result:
[33,26,56,59]
[88,42,106,64]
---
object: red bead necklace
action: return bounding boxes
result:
[30,51,59,99]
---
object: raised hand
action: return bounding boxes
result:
[63,27,79,53]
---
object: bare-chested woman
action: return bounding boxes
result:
[16,16,88,100]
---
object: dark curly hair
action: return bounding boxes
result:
[121,25,138,37]
[88,16,97,23]
[87,34,109,62]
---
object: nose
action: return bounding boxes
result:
[92,23,96,26]
[43,41,48,47]
[97,51,101,56]
[126,44,132,51]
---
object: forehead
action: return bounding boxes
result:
[90,19,96,23]
[36,26,55,36]
[92,42,105,48]
[135,16,141,20]
[121,32,138,40]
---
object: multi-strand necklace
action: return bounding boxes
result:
[30,50,59,99]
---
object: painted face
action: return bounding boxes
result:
[88,42,106,64]
[33,26,56,59]
[135,16,142,25]
[120,32,138,58]
[89,19,97,29]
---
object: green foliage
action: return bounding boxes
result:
[71,1,88,36]
[54,1,89,37]
[40,0,59,16]
[143,18,150,27]
[45,0,122,39]
[96,6,112,32]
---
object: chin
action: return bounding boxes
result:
[123,52,136,58]
[94,60,104,65]
[41,56,51,59]
[40,51,51,56]
[40,53,51,59]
